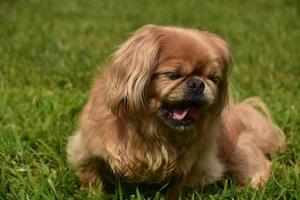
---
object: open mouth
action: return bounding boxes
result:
[159,100,202,130]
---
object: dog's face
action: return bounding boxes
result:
[107,25,230,131]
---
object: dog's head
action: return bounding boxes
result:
[107,25,231,131]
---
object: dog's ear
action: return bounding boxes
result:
[217,71,229,114]
[106,25,162,118]
[201,31,231,113]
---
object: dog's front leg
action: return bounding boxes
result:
[167,178,185,200]
[185,151,224,187]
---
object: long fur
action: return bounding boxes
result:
[67,25,285,197]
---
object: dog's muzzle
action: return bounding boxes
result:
[158,77,208,131]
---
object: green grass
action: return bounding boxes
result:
[1,0,299,199]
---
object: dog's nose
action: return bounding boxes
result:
[187,78,205,94]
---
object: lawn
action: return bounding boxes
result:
[0,0,299,199]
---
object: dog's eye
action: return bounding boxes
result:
[163,72,181,80]
[209,76,220,84]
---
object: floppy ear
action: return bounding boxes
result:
[202,31,231,113]
[106,25,162,117]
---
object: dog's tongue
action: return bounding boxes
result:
[172,108,188,120]
[172,108,199,121]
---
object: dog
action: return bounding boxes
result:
[67,25,285,198]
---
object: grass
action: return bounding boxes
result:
[0,0,299,199]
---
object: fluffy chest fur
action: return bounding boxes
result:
[107,137,181,183]
[102,118,218,184]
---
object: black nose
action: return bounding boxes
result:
[187,78,205,94]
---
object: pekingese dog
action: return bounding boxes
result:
[67,25,285,198]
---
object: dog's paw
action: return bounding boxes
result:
[250,161,271,189]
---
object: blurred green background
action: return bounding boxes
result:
[0,0,299,199]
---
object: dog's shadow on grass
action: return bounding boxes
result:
[111,178,238,199]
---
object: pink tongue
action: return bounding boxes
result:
[173,108,189,120]
[172,108,200,121]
